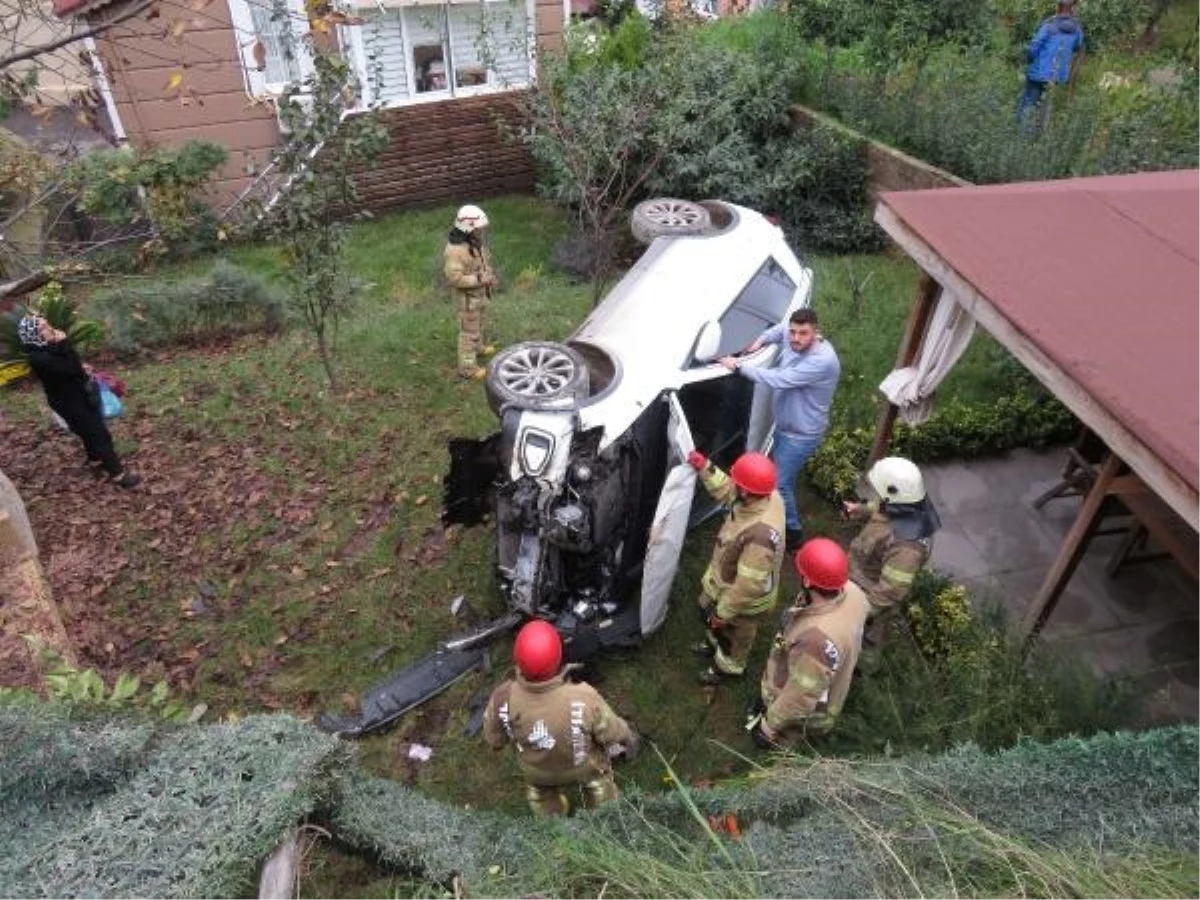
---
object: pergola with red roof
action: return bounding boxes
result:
[869,169,1199,635]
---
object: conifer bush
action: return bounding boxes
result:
[87,260,287,353]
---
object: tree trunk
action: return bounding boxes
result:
[316,327,337,390]
[0,470,77,681]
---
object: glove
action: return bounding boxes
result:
[686,450,708,471]
[607,730,641,762]
[624,729,642,761]
[707,613,728,632]
[749,721,776,750]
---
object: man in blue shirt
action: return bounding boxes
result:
[1017,0,1085,129]
[719,307,841,553]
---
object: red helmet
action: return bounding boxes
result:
[794,537,848,591]
[730,452,776,496]
[513,620,563,681]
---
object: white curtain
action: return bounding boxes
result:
[879,287,976,425]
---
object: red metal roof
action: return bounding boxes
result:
[879,169,1199,495]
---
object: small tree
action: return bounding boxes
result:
[523,19,670,306]
[256,49,387,389]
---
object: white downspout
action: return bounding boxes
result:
[83,35,126,144]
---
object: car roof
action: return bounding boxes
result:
[571,202,811,448]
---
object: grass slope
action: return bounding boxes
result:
[0,197,1123,814]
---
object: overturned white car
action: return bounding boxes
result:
[322,199,813,737]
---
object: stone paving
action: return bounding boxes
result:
[921,446,1198,726]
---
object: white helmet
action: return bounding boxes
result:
[454,204,489,233]
[867,456,925,505]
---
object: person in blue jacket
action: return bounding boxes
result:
[1017,0,1085,128]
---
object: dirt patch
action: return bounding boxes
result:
[404,523,447,569]
[339,497,394,561]
[393,705,451,785]
[0,407,295,694]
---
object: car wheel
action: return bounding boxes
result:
[485,341,591,414]
[630,198,713,245]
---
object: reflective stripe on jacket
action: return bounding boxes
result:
[698,463,786,620]
[761,582,869,735]
[482,670,632,787]
[444,239,493,303]
[848,513,929,612]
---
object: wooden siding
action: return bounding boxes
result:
[535,0,562,51]
[86,0,280,205]
[350,92,534,213]
[78,0,560,211]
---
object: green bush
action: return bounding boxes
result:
[63,140,228,259]
[0,707,348,898]
[0,281,106,363]
[87,260,287,353]
[798,34,1198,182]
[529,15,882,255]
[3,696,1193,899]
[993,0,1154,53]
[807,387,1079,501]
[829,571,1136,755]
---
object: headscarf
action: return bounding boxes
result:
[17,314,49,349]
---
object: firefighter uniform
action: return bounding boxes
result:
[759,581,869,743]
[444,236,495,376]
[696,462,786,676]
[483,669,635,816]
[847,507,931,616]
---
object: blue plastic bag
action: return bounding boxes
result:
[99,383,123,419]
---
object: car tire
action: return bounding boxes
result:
[630,198,713,245]
[485,341,591,414]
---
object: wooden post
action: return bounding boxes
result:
[1021,451,1122,638]
[867,271,940,466]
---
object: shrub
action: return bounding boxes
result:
[0,281,106,372]
[807,387,1079,501]
[993,0,1154,53]
[829,571,1136,754]
[799,37,1198,182]
[87,261,287,353]
[62,140,228,260]
[530,14,882,256]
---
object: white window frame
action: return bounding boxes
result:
[228,0,317,98]
[341,0,535,111]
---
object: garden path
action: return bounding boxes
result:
[923,446,1198,727]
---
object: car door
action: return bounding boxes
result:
[639,391,696,637]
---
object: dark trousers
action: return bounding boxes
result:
[50,394,122,475]
[1016,78,1048,131]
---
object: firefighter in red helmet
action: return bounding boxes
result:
[747,537,869,748]
[686,449,786,686]
[482,620,639,816]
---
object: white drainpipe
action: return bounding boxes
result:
[83,35,126,144]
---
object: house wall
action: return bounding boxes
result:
[4,3,93,101]
[82,0,563,213]
[351,92,535,213]
[86,0,281,208]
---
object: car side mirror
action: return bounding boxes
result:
[693,320,722,363]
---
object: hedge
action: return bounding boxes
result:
[809,388,1078,500]
[2,699,1194,899]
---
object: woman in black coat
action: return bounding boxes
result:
[18,314,140,488]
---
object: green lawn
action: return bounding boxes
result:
[1,195,1088,818]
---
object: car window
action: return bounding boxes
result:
[703,257,797,361]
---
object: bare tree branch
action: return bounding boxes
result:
[0,0,152,72]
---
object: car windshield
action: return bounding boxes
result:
[702,257,796,361]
